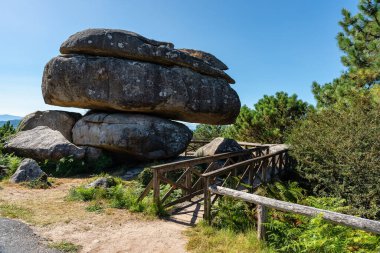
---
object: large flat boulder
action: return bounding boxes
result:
[4,126,86,161]
[72,113,192,160]
[42,55,240,125]
[18,110,81,141]
[60,28,234,83]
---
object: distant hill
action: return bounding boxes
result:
[0,119,21,128]
[0,114,22,121]
[0,115,23,128]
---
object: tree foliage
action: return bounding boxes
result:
[224,92,311,143]
[288,94,380,219]
[192,124,227,140]
[313,0,380,107]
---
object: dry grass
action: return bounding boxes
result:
[185,222,272,253]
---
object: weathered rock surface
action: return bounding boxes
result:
[4,126,86,161]
[42,55,240,125]
[87,177,117,188]
[82,146,104,161]
[178,49,228,70]
[18,110,81,141]
[72,113,192,160]
[195,137,243,157]
[60,28,234,83]
[9,158,46,183]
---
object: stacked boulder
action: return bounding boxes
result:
[6,28,241,162]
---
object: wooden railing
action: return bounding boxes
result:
[202,149,290,221]
[138,146,270,207]
[208,185,380,240]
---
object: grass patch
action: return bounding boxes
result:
[85,201,104,213]
[48,241,82,253]
[0,203,33,220]
[67,176,167,217]
[185,221,271,253]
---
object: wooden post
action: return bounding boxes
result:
[185,169,192,195]
[203,176,211,224]
[153,169,160,207]
[257,204,268,240]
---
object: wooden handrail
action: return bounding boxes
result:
[202,149,287,178]
[151,146,268,173]
[209,185,380,235]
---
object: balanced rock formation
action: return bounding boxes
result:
[60,28,234,83]
[5,126,86,161]
[10,158,46,183]
[195,137,243,157]
[72,113,192,160]
[42,54,240,124]
[18,110,81,141]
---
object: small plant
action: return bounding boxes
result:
[0,203,33,220]
[67,176,166,216]
[48,241,82,253]
[21,177,51,189]
[85,201,104,213]
[211,196,255,232]
[0,153,22,179]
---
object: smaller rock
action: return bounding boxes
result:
[18,110,82,142]
[195,137,243,157]
[269,144,289,153]
[10,159,46,183]
[4,126,86,161]
[86,177,117,188]
[82,146,104,161]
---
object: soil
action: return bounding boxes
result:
[0,178,200,253]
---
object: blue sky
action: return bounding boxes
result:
[0,0,357,116]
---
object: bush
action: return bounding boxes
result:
[258,181,380,252]
[211,197,255,232]
[288,95,380,219]
[67,177,165,216]
[0,153,22,179]
[40,154,113,177]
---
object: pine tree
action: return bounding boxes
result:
[313,0,380,107]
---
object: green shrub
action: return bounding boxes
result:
[0,153,22,179]
[40,154,113,177]
[138,167,153,186]
[67,177,166,216]
[256,181,380,252]
[211,196,255,232]
[288,95,380,219]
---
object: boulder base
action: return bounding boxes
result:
[42,55,240,125]
[72,113,192,160]
[18,110,81,141]
[4,126,86,161]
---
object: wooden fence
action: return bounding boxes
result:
[138,145,270,207]
[202,149,290,221]
[208,185,380,239]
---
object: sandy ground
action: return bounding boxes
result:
[0,178,194,253]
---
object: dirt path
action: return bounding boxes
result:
[0,179,195,253]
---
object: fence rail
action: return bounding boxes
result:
[208,185,380,239]
[202,149,290,221]
[138,145,270,207]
